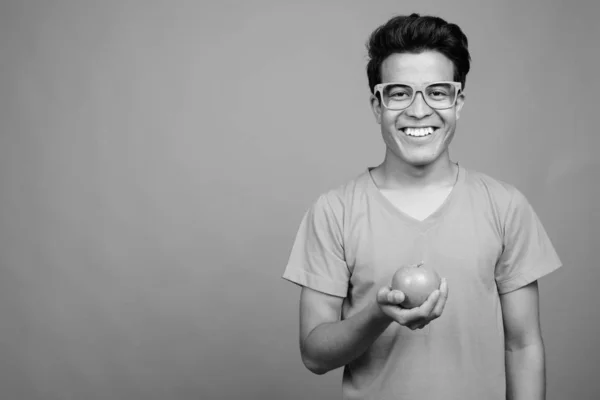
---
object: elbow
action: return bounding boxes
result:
[301,352,330,375]
[304,361,329,375]
[304,363,327,375]
[505,333,544,352]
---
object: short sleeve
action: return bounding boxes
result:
[282,194,350,298]
[495,188,562,294]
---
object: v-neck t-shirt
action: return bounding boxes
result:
[282,164,562,400]
[370,163,461,225]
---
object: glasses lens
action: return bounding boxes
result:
[424,83,457,109]
[381,82,458,110]
[382,84,414,110]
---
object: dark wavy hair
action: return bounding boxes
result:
[366,13,471,93]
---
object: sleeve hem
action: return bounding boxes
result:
[496,262,563,294]
[282,267,348,298]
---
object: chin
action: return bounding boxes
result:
[399,151,441,167]
[407,159,436,168]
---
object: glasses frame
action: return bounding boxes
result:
[373,81,463,111]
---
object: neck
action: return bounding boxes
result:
[375,150,457,190]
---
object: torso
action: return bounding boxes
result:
[337,165,507,400]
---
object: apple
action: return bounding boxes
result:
[390,262,442,309]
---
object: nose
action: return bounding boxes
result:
[404,92,433,119]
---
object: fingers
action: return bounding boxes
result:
[431,278,449,318]
[408,278,449,327]
[416,289,440,317]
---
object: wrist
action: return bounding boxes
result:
[369,298,392,326]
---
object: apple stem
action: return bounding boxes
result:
[416,261,424,268]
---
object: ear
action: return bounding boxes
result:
[370,94,382,124]
[455,92,466,120]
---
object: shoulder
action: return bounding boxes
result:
[461,166,535,232]
[463,167,523,202]
[462,166,532,210]
[308,168,372,215]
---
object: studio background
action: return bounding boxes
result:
[0,0,597,399]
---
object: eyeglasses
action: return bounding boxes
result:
[373,81,462,111]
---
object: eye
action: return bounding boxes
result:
[383,84,412,101]
[426,84,453,99]
[389,91,410,99]
[430,90,447,97]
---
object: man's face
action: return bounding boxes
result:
[370,51,465,167]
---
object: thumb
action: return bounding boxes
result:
[377,286,405,305]
[376,286,390,304]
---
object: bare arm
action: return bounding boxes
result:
[299,287,391,375]
[501,280,546,400]
[299,277,448,375]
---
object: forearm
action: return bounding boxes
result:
[302,300,391,374]
[505,341,546,400]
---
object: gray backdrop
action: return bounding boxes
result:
[0,0,598,399]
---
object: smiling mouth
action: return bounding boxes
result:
[401,127,438,137]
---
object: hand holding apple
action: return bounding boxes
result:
[375,262,448,330]
[391,261,442,309]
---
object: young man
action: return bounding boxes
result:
[282,13,562,400]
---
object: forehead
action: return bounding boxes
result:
[380,51,455,84]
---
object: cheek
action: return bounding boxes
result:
[381,125,401,150]
[382,122,400,144]
[439,111,457,128]
[381,112,400,130]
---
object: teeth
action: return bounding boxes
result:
[404,127,435,137]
